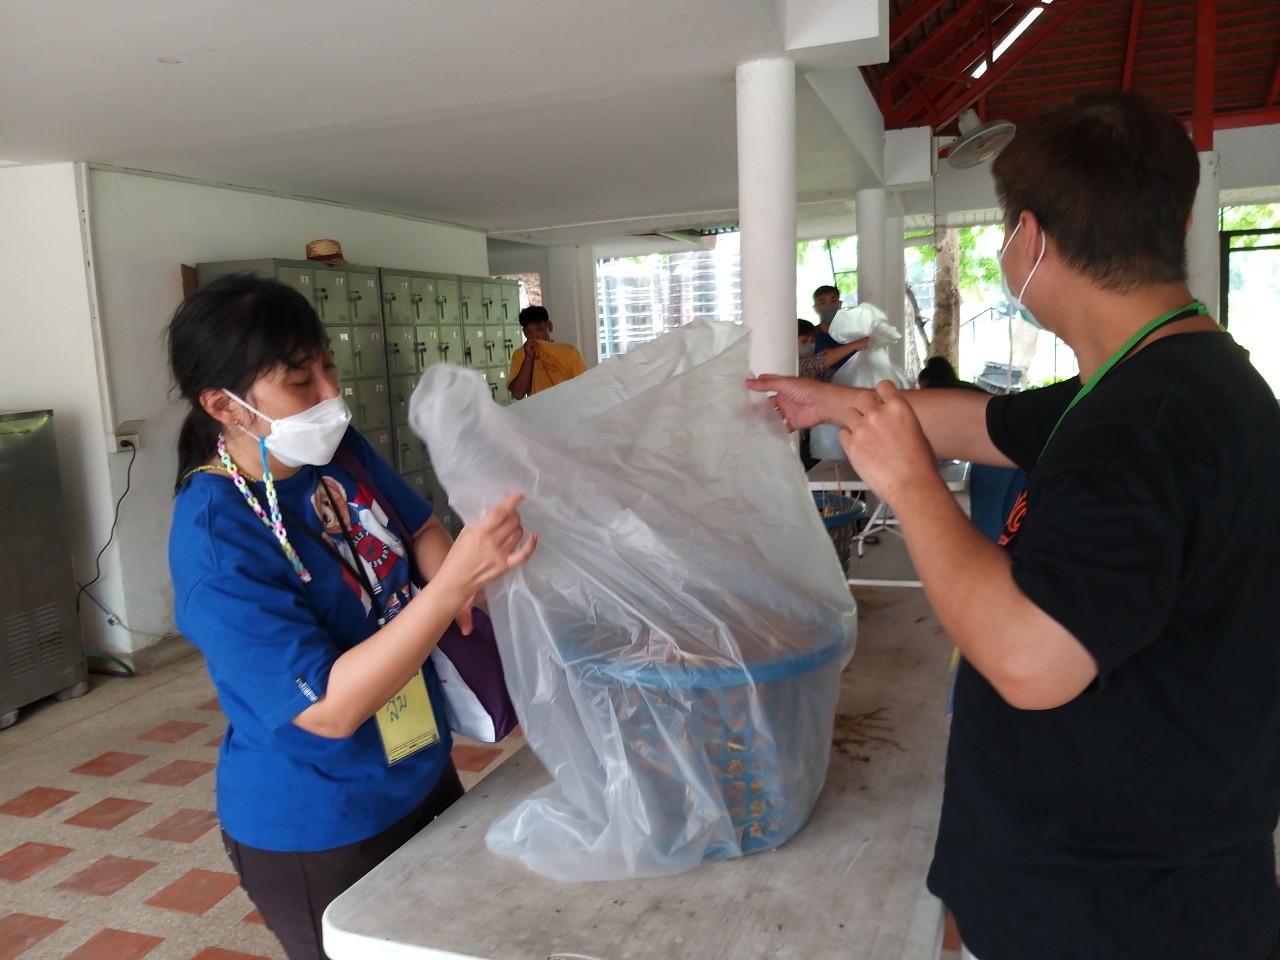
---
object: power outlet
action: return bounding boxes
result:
[109,419,144,453]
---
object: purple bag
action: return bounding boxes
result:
[430,609,520,742]
[336,442,519,742]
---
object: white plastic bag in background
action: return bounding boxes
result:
[811,304,913,462]
[410,320,857,881]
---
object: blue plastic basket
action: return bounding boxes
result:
[593,637,846,860]
[812,491,867,568]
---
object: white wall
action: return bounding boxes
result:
[1217,123,1280,193]
[0,163,115,655]
[29,168,490,660]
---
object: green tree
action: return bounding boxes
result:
[914,224,1002,297]
[1221,203,1280,249]
[914,224,1005,363]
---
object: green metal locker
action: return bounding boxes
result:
[329,328,356,380]
[499,281,521,326]
[347,271,381,324]
[351,327,387,379]
[435,277,460,325]
[464,326,488,368]
[458,279,485,325]
[391,373,418,425]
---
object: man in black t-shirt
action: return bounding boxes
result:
[749,93,1280,960]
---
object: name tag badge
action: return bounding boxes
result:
[375,670,440,765]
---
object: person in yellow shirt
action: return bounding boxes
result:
[508,306,587,400]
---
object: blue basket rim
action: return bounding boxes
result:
[587,631,848,689]
[813,491,866,530]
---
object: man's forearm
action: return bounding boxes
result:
[899,389,1013,466]
[890,473,1097,709]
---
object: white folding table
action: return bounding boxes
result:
[323,610,953,960]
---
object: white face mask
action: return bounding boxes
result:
[223,390,352,467]
[798,341,817,359]
[999,222,1047,330]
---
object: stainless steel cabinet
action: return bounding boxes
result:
[0,410,88,729]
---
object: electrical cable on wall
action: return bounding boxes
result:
[75,439,136,612]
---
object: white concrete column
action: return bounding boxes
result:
[855,187,887,309]
[1187,151,1221,316]
[543,245,600,367]
[736,58,796,376]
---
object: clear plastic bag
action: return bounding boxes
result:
[811,305,912,462]
[410,319,856,881]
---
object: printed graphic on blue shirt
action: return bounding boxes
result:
[310,475,414,623]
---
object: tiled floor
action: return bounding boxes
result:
[0,654,524,960]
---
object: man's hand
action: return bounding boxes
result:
[746,374,871,431]
[837,381,937,503]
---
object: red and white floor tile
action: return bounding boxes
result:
[0,654,523,960]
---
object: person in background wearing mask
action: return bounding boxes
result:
[811,284,859,372]
[750,92,1280,960]
[167,274,537,960]
[508,304,587,400]
[798,317,869,382]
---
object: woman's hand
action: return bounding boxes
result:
[433,494,537,616]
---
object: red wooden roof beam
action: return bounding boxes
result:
[1122,0,1144,90]
[1193,0,1215,149]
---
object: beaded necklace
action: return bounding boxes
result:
[216,434,312,583]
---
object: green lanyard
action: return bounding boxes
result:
[1039,300,1207,457]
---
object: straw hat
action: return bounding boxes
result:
[304,238,352,265]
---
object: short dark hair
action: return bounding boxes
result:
[797,318,817,336]
[812,285,840,301]
[991,92,1199,292]
[519,305,549,328]
[167,274,327,491]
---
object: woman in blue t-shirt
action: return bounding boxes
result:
[166,274,536,960]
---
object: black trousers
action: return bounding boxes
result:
[221,762,465,960]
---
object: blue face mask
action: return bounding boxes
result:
[999,222,1047,330]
